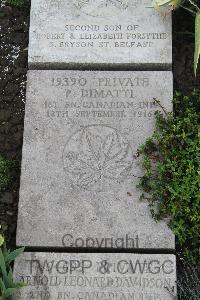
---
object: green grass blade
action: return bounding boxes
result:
[14,282,27,288]
[0,235,4,248]
[5,247,25,266]
[2,244,9,259]
[0,250,7,279]
[152,0,182,8]
[6,268,14,288]
[0,279,6,293]
[194,12,200,76]
[153,0,173,5]
[4,287,17,297]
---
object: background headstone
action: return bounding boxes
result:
[13,252,177,300]
[16,70,174,249]
[29,0,172,69]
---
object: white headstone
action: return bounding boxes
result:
[16,70,174,249]
[13,252,177,300]
[29,0,172,69]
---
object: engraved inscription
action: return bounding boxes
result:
[63,125,134,191]
[41,24,168,50]
[14,254,176,300]
[44,75,157,122]
[73,0,129,18]
[29,0,171,65]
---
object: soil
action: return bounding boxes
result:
[173,10,200,93]
[0,2,29,246]
[0,4,199,249]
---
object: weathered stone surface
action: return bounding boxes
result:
[13,252,177,300]
[16,70,174,248]
[29,0,172,69]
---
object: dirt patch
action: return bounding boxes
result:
[0,2,29,246]
[173,9,200,92]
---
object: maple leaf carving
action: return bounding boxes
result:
[63,125,133,191]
